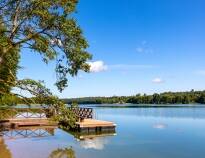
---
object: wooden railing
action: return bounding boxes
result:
[0,107,94,120]
[69,107,93,119]
[0,108,52,120]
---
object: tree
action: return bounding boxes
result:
[197,94,205,104]
[71,101,78,108]
[152,93,160,104]
[174,95,183,104]
[0,0,92,104]
[182,96,190,104]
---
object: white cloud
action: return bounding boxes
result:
[136,47,153,53]
[136,41,153,53]
[88,60,108,73]
[87,61,157,73]
[79,137,108,150]
[196,70,205,76]
[153,123,167,129]
[152,78,164,84]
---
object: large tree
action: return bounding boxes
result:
[0,0,92,104]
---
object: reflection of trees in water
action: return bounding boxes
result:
[0,137,12,158]
[48,147,76,158]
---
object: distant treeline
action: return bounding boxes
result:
[62,90,205,105]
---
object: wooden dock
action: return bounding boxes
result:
[0,107,116,133]
[1,118,116,133]
[0,118,57,129]
[76,119,116,133]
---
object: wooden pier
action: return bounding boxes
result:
[0,107,116,133]
[0,118,57,129]
[76,119,116,133]
[9,118,57,128]
[0,108,57,129]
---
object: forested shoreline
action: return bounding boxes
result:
[63,90,205,105]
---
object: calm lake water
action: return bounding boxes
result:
[1,104,205,158]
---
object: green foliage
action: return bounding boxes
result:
[0,0,92,99]
[15,79,78,129]
[0,0,92,129]
[63,96,129,104]
[0,22,20,96]
[71,101,78,108]
[63,90,205,105]
[0,108,18,120]
[0,94,19,107]
[54,105,78,130]
[197,94,205,104]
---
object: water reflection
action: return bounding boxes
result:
[79,137,109,150]
[66,130,116,150]
[48,147,76,158]
[0,127,57,158]
[0,126,117,157]
[0,137,12,158]
[1,106,204,158]
[152,123,168,129]
[0,127,55,140]
[93,105,205,119]
[0,126,116,158]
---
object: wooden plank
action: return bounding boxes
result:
[1,118,58,128]
[11,121,57,127]
[8,118,49,122]
[76,119,116,128]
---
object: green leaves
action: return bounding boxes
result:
[0,0,92,92]
[0,0,89,128]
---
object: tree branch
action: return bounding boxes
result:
[10,0,21,40]
[14,27,49,46]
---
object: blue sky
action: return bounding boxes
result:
[18,0,205,98]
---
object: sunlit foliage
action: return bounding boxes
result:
[0,0,91,102]
[64,90,205,105]
[0,0,92,128]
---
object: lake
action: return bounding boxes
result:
[1,104,205,158]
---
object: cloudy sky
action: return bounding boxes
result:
[18,0,205,98]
